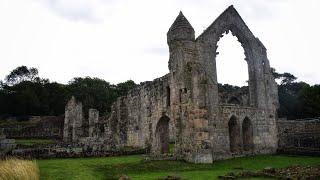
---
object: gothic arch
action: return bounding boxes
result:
[196,5,270,108]
[228,115,241,153]
[242,117,254,151]
[155,116,170,154]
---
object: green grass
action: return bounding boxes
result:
[169,143,174,153]
[0,119,38,126]
[15,139,55,146]
[37,154,320,180]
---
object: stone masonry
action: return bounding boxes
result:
[64,6,279,163]
[277,118,320,155]
[63,96,83,142]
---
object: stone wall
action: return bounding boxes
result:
[107,75,172,150]
[1,116,64,139]
[0,129,16,156]
[63,96,83,142]
[277,118,320,155]
[63,5,279,163]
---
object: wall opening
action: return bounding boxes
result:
[242,117,253,151]
[155,116,170,154]
[216,32,249,106]
[228,115,241,153]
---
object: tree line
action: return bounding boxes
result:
[0,66,136,119]
[0,66,319,120]
[271,68,320,119]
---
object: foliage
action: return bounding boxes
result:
[0,158,39,180]
[0,65,318,120]
[67,77,117,116]
[5,66,41,86]
[272,68,320,119]
[218,83,240,93]
[271,68,297,85]
[37,154,320,180]
[0,66,136,118]
[116,80,136,96]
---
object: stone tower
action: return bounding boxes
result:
[63,5,279,164]
[165,6,278,163]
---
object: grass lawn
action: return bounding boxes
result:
[37,154,320,180]
[15,139,55,146]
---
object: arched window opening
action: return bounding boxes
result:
[228,115,241,153]
[242,117,253,151]
[216,32,249,106]
[155,116,170,154]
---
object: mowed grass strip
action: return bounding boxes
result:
[15,139,55,146]
[37,155,320,180]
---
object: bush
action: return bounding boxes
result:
[0,158,39,180]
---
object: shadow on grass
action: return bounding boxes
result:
[92,160,214,179]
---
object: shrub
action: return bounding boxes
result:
[0,158,39,180]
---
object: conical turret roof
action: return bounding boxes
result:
[168,11,194,32]
[167,11,195,44]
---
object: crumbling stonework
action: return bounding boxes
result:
[64,6,279,163]
[88,109,99,137]
[277,118,320,155]
[63,96,83,142]
[1,116,64,139]
[0,128,16,156]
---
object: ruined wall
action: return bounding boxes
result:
[99,6,279,163]
[107,75,172,150]
[0,128,16,156]
[277,118,320,155]
[1,116,64,139]
[62,5,279,163]
[188,5,278,162]
[63,96,83,142]
[88,109,99,137]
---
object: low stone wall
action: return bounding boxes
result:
[0,129,16,157]
[1,116,64,139]
[277,118,320,155]
[10,143,146,159]
[0,139,16,154]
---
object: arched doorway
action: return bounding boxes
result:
[155,116,170,154]
[242,117,253,151]
[228,115,241,153]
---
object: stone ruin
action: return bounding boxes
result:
[277,118,320,155]
[63,6,279,163]
[0,128,16,157]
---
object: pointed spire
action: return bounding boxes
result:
[167,11,195,44]
[169,11,194,32]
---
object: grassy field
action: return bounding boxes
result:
[15,139,55,146]
[37,154,320,180]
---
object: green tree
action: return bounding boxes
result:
[67,77,118,116]
[116,80,136,96]
[5,66,40,85]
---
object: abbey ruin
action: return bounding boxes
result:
[62,6,279,163]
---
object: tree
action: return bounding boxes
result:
[67,77,118,116]
[116,80,136,96]
[270,68,297,85]
[281,73,297,85]
[5,66,39,85]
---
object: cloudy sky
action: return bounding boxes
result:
[0,0,319,86]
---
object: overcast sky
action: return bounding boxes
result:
[0,0,319,86]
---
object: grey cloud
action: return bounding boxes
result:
[40,0,102,23]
